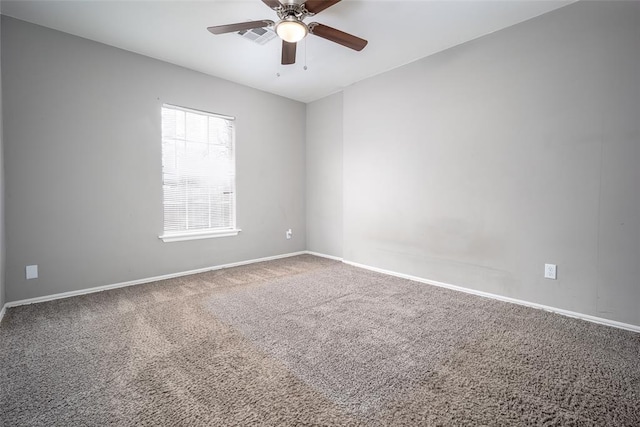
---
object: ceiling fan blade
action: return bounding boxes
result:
[207,20,274,35]
[309,23,368,51]
[304,0,341,15]
[281,41,297,65]
[262,0,283,10]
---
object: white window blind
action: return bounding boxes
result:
[160,104,239,242]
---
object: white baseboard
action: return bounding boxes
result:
[343,260,640,334]
[3,250,637,334]
[305,251,343,262]
[3,251,308,310]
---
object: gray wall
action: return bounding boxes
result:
[341,1,640,326]
[306,92,343,258]
[2,16,306,302]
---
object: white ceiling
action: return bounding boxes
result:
[1,0,572,103]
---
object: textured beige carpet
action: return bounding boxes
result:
[1,255,639,426]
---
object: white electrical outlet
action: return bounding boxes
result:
[286,229,292,240]
[26,265,38,280]
[544,264,557,280]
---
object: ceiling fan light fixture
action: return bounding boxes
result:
[275,17,308,43]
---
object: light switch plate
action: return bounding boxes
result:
[26,265,38,280]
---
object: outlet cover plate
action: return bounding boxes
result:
[544,263,557,280]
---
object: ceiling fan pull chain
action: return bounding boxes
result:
[304,38,308,71]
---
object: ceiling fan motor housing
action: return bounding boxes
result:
[276,2,313,20]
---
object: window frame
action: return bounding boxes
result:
[158,103,241,243]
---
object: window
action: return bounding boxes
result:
[159,104,240,242]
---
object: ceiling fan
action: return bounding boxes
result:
[207,0,368,65]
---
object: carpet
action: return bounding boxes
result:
[1,255,638,425]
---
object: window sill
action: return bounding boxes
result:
[159,229,242,243]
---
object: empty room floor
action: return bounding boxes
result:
[1,255,639,425]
